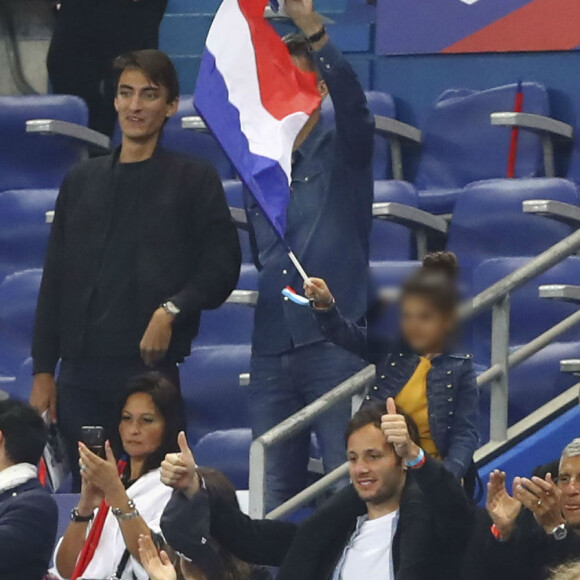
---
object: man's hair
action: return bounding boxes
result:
[548,561,580,580]
[0,400,47,465]
[113,49,179,103]
[345,403,421,448]
[560,438,580,472]
[282,33,317,73]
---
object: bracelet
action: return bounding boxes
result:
[71,507,94,522]
[112,499,139,521]
[404,448,426,469]
[306,25,326,45]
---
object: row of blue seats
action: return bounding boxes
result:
[1,82,578,214]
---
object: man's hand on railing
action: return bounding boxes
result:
[160,431,200,499]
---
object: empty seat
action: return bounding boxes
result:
[0,189,57,283]
[0,96,89,191]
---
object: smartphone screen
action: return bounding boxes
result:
[81,426,105,458]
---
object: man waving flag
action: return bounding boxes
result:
[194,0,321,245]
[197,0,375,515]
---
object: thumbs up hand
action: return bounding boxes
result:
[381,398,421,463]
[160,431,200,498]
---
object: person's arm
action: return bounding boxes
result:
[0,494,57,570]
[169,164,241,315]
[160,433,296,566]
[442,360,480,479]
[29,175,70,419]
[287,0,374,167]
[139,164,241,366]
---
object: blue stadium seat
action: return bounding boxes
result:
[0,189,57,283]
[0,96,89,191]
[414,83,548,214]
[162,96,236,180]
[0,269,42,378]
[472,257,580,442]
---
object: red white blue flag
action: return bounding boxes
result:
[194,0,321,238]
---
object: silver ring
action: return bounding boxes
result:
[80,463,87,472]
[537,499,542,507]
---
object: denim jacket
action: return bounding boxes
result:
[315,306,479,479]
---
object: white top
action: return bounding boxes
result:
[0,463,37,493]
[52,468,172,580]
[336,510,399,580]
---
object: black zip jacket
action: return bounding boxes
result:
[32,147,241,373]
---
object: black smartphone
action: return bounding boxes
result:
[81,426,105,458]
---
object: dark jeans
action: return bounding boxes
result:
[56,356,180,491]
[248,342,365,512]
[47,0,166,135]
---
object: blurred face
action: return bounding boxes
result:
[114,68,178,143]
[347,424,404,507]
[558,455,580,528]
[119,393,165,461]
[400,295,455,354]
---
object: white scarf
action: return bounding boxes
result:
[53,467,173,580]
[0,463,38,494]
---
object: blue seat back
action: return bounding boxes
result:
[415,83,548,191]
[180,345,251,443]
[0,96,88,191]
[472,256,580,364]
[370,181,418,261]
[567,127,580,185]
[322,90,395,180]
[160,96,236,179]
[0,269,42,377]
[0,189,57,283]
[447,178,580,275]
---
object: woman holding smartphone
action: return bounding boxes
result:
[53,372,184,580]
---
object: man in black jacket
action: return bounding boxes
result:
[159,400,474,579]
[30,50,241,489]
[0,400,58,580]
[474,440,580,580]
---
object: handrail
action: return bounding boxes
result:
[249,226,580,518]
[460,227,580,319]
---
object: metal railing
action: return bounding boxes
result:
[249,226,580,519]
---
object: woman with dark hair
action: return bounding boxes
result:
[305,251,480,493]
[53,372,184,579]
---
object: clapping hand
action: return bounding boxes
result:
[486,470,521,540]
[138,534,177,580]
[513,474,565,533]
[160,431,199,498]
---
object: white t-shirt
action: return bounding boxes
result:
[337,510,399,580]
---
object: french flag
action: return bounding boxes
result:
[194,0,321,238]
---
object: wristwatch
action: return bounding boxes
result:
[161,301,180,317]
[71,507,94,522]
[549,523,568,541]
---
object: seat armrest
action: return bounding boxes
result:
[523,200,580,228]
[26,119,110,152]
[373,202,448,259]
[230,207,248,230]
[490,112,574,177]
[46,211,54,224]
[181,116,208,131]
[0,389,8,402]
[539,284,580,305]
[226,289,258,306]
[374,115,422,181]
[560,359,580,376]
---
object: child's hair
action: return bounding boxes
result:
[401,251,460,314]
